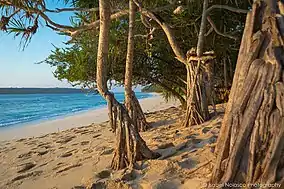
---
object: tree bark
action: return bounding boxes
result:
[196,0,209,57]
[224,57,228,88]
[96,0,160,171]
[124,0,149,132]
[183,0,211,127]
[210,0,284,187]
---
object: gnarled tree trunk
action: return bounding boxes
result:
[183,0,211,127]
[183,60,207,127]
[183,49,214,127]
[210,0,284,187]
[96,0,160,171]
[124,0,149,132]
[133,0,212,127]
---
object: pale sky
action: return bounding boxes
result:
[0,1,76,88]
[0,1,142,93]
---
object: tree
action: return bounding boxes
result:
[0,0,252,171]
[211,0,284,186]
[96,0,160,170]
[182,0,212,127]
[27,0,247,111]
[124,0,149,132]
[132,0,248,127]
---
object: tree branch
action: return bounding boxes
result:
[69,9,129,37]
[197,0,209,56]
[133,0,187,64]
[207,16,238,40]
[0,0,12,6]
[205,26,214,36]
[44,7,99,13]
[1,0,179,38]
[69,5,176,37]
[38,11,76,31]
[205,5,249,15]
[8,8,20,18]
[0,0,77,32]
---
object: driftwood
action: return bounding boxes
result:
[210,1,284,187]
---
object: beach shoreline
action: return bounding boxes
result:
[0,94,179,141]
[0,99,224,189]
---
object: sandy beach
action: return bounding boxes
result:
[0,95,225,189]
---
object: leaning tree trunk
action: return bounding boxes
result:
[210,1,284,187]
[96,0,160,171]
[124,0,149,132]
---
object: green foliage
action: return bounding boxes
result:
[2,0,250,103]
[142,83,185,103]
[42,31,98,88]
[141,85,164,93]
[42,0,249,103]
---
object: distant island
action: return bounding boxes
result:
[0,88,95,94]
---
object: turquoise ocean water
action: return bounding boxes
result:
[0,92,152,128]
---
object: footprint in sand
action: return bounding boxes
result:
[59,149,78,158]
[72,186,86,189]
[17,162,36,173]
[178,158,198,169]
[25,140,37,146]
[37,149,49,156]
[38,162,50,168]
[95,170,111,179]
[55,136,75,144]
[74,129,91,135]
[52,162,66,171]
[60,152,73,158]
[151,179,179,189]
[37,134,49,139]
[80,141,89,145]
[56,163,82,174]
[157,142,175,149]
[93,134,102,138]
[37,142,51,148]
[82,148,93,153]
[95,146,105,151]
[2,146,16,152]
[16,138,26,142]
[101,148,114,155]
[17,151,35,159]
[11,170,43,183]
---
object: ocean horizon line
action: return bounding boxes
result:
[0,92,154,129]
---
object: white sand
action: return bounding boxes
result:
[0,95,180,141]
[0,102,224,189]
